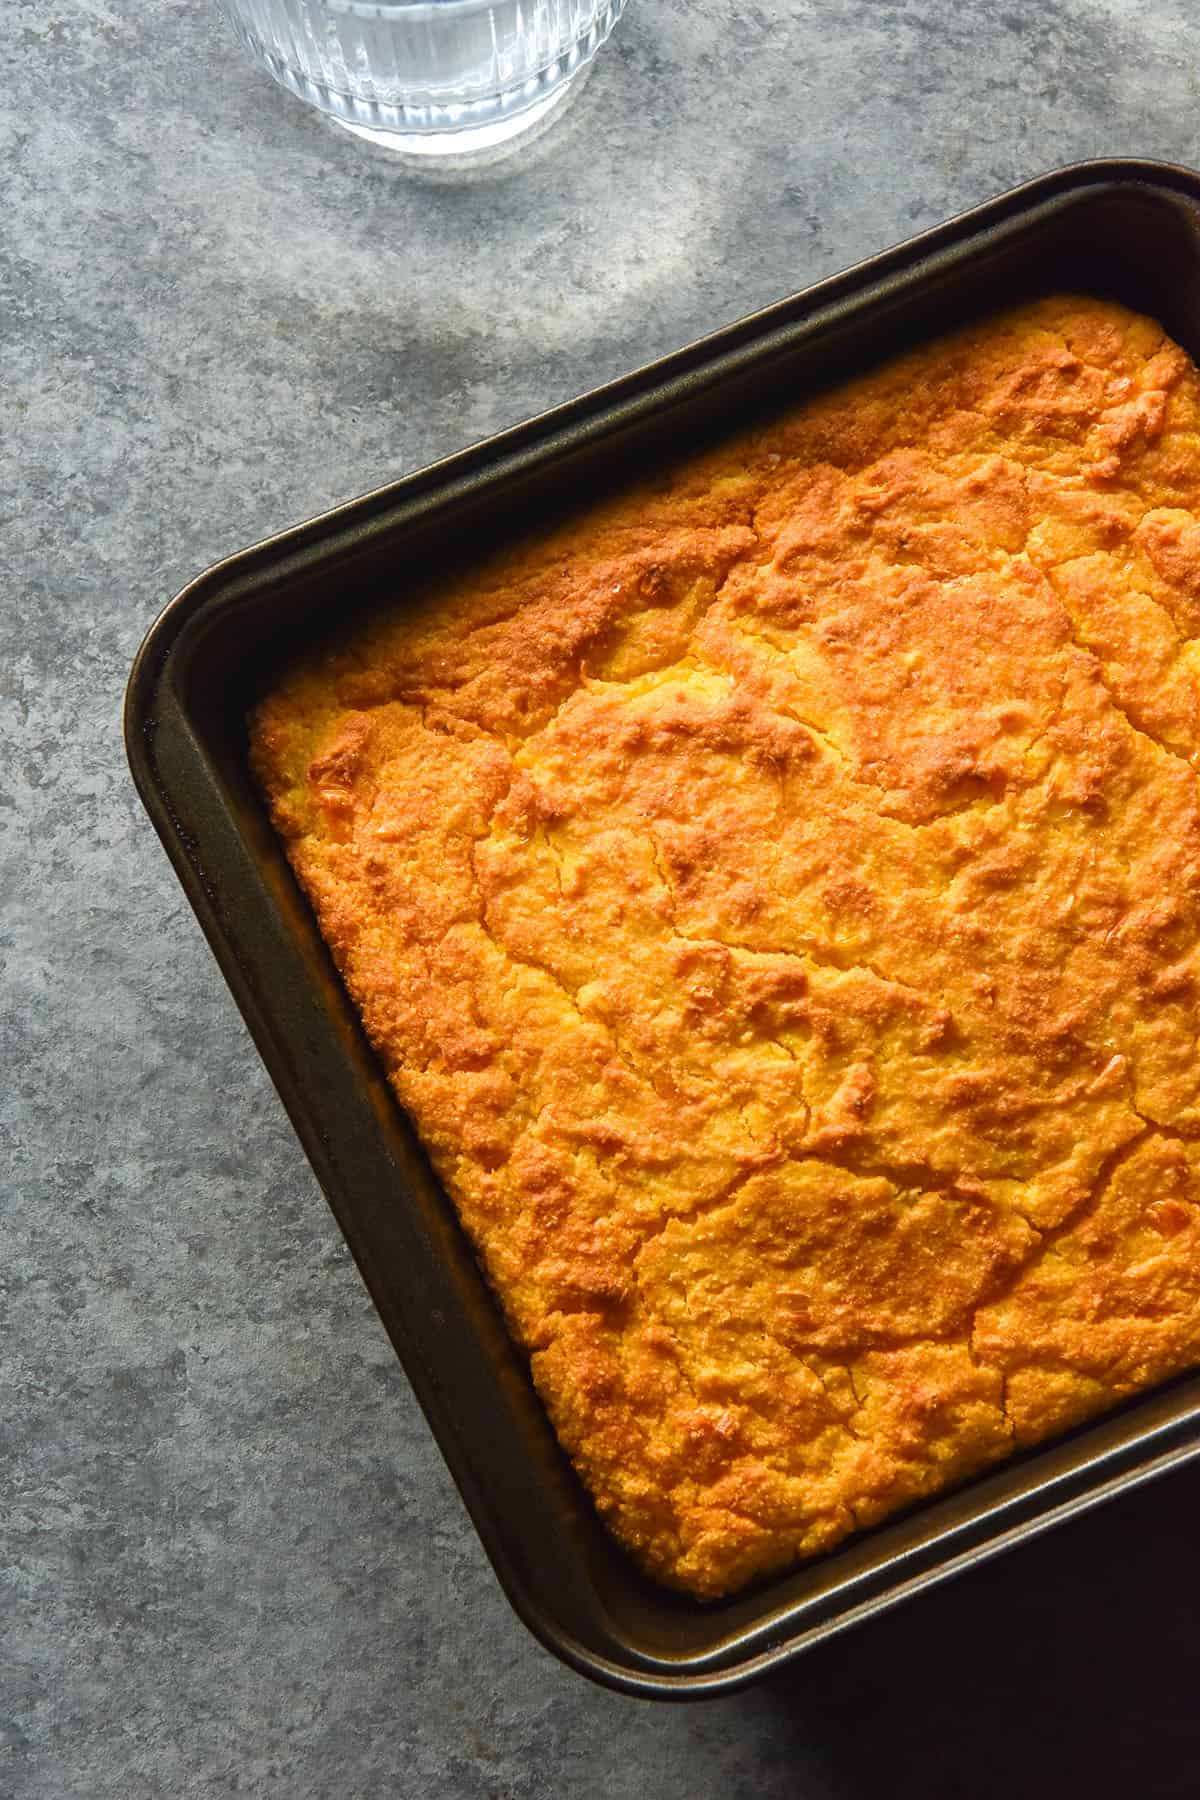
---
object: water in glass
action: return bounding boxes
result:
[221,0,627,155]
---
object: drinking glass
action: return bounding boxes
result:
[220,0,628,157]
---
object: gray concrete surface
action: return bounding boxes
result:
[8,2,1200,1795]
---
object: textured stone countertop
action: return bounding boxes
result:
[9,2,1200,1794]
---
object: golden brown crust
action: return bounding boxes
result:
[251,296,1200,1598]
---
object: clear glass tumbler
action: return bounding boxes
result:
[220,0,627,157]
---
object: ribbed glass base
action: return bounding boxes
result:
[224,0,624,160]
[320,61,580,156]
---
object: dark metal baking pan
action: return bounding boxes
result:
[126,159,1200,1698]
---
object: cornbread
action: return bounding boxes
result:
[251,296,1200,1599]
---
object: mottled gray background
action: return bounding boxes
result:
[8,1,1200,1795]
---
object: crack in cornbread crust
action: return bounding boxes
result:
[251,296,1200,1598]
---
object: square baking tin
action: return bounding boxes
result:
[126,160,1200,1696]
